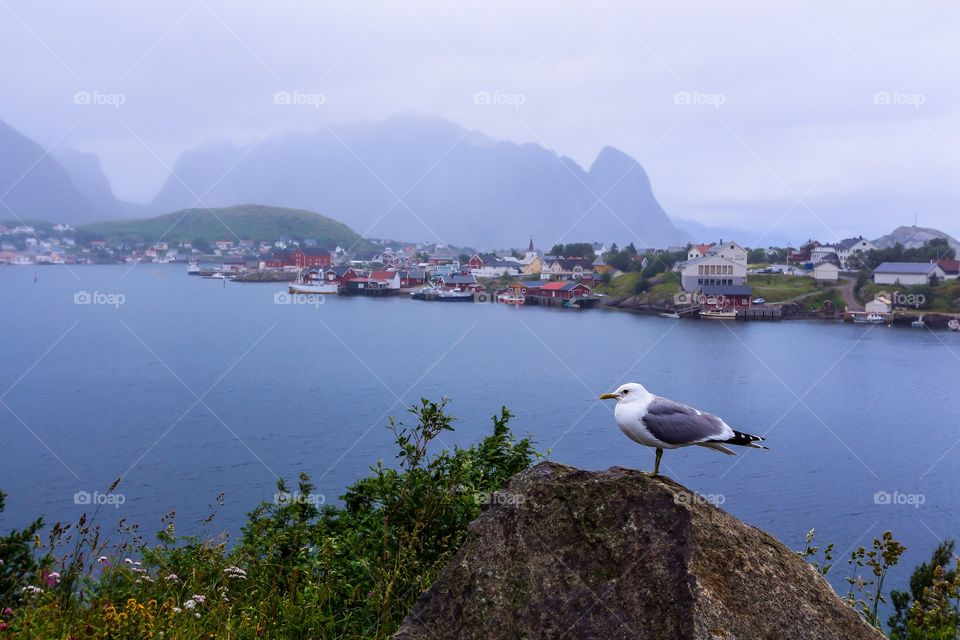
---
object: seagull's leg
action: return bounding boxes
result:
[648,448,663,477]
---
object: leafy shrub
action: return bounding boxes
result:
[2,399,537,639]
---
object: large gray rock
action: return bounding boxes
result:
[393,462,884,640]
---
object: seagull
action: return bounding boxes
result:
[599,382,767,476]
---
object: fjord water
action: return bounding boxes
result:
[2,264,959,591]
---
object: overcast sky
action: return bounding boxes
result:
[2,0,959,242]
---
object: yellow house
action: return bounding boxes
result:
[523,255,542,275]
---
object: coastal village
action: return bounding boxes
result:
[3,220,959,329]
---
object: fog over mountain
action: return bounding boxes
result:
[0,120,102,224]
[148,115,686,248]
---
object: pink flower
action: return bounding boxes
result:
[43,571,61,587]
[0,622,8,631]
[1,608,10,615]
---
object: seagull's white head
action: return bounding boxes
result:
[599,382,649,404]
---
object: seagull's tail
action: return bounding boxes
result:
[726,430,769,450]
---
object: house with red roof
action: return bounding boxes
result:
[937,259,960,280]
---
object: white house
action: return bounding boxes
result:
[813,261,839,283]
[873,262,946,286]
[836,237,877,270]
[865,295,893,314]
[679,254,747,291]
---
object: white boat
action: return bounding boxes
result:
[949,318,960,332]
[289,281,337,294]
[659,312,681,319]
[700,309,737,320]
[187,261,200,274]
[497,293,525,305]
[853,313,886,324]
[911,315,926,329]
[436,289,475,302]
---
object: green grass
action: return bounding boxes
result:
[79,204,366,249]
[747,274,820,303]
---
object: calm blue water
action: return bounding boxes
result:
[2,264,959,594]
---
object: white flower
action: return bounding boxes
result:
[22,585,43,595]
[194,612,201,619]
[191,594,206,604]
[98,556,109,563]
[123,558,133,565]
[165,573,180,583]
[224,566,247,580]
[183,600,196,610]
[172,607,182,614]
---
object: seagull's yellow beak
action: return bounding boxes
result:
[599,392,619,400]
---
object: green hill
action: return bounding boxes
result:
[79,204,364,249]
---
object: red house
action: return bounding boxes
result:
[292,247,331,268]
[700,284,752,310]
[538,281,592,300]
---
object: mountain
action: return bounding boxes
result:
[79,204,363,248]
[54,148,144,220]
[148,115,685,249]
[0,121,106,224]
[873,225,960,253]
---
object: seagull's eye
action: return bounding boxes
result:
[622,389,629,394]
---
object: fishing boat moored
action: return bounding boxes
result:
[699,309,737,321]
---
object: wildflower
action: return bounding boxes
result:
[191,595,206,604]
[183,600,196,610]
[123,558,133,565]
[172,607,181,614]
[165,573,180,583]
[3,607,12,615]
[194,612,201,619]
[224,566,247,580]
[21,585,43,596]
[0,623,7,632]
[42,571,61,587]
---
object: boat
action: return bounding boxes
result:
[659,312,681,319]
[497,293,525,305]
[289,273,338,294]
[436,289,474,302]
[853,313,886,324]
[203,272,228,280]
[411,285,441,301]
[187,261,200,275]
[700,309,737,320]
[949,318,960,332]
[911,315,926,329]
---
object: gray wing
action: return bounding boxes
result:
[642,397,730,445]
